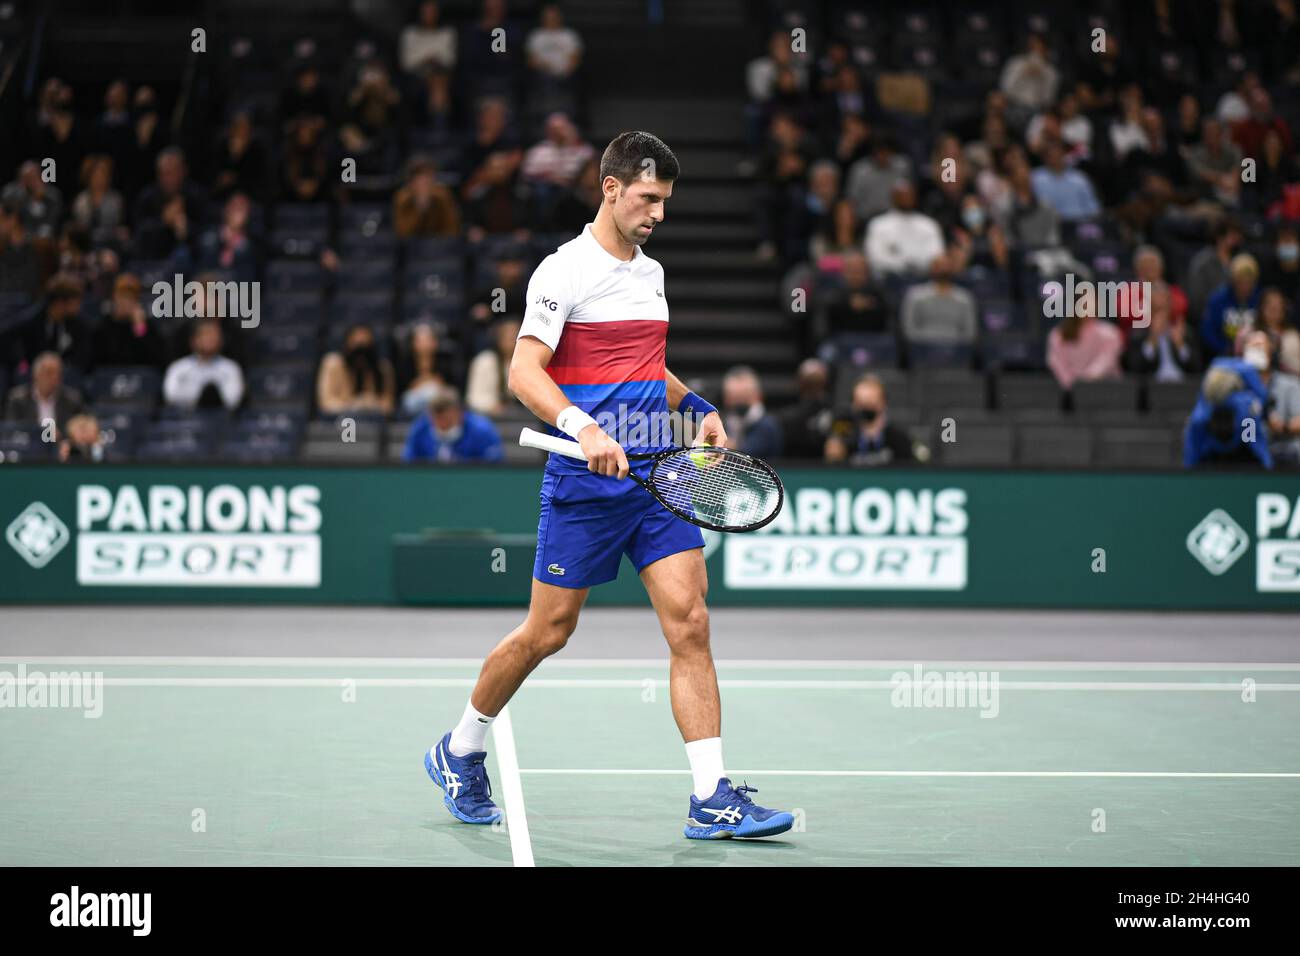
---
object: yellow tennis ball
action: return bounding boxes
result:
[689,443,712,467]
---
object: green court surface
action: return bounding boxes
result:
[1,658,1298,866]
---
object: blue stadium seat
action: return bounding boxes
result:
[246,364,313,411]
[265,260,326,294]
[251,323,319,363]
[907,342,976,369]
[89,366,162,409]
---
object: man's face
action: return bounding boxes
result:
[608,174,672,246]
[723,376,758,410]
[34,359,62,396]
[193,323,221,357]
[433,406,462,433]
[158,155,184,194]
[852,382,885,420]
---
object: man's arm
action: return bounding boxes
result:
[509,335,629,478]
[665,366,728,448]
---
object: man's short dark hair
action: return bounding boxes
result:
[45,273,85,303]
[599,131,680,187]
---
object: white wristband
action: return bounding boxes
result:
[555,405,598,439]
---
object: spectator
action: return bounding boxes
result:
[14,273,90,372]
[71,155,126,248]
[403,386,503,462]
[459,0,524,102]
[845,135,912,221]
[1004,145,1060,247]
[162,318,245,411]
[747,30,807,106]
[950,194,1009,273]
[1118,245,1188,338]
[1186,219,1243,324]
[197,193,260,282]
[466,318,521,416]
[1186,118,1243,207]
[393,156,461,238]
[900,248,979,346]
[809,197,862,270]
[1258,287,1300,377]
[468,250,528,347]
[526,4,583,81]
[520,113,596,203]
[58,412,105,462]
[1202,253,1261,360]
[825,373,918,466]
[1230,87,1292,159]
[91,273,166,369]
[1264,225,1300,305]
[317,323,395,416]
[209,112,269,203]
[1252,129,1300,212]
[1184,351,1272,468]
[719,365,782,458]
[29,79,86,198]
[545,156,602,233]
[776,357,833,459]
[1047,303,1123,391]
[1240,330,1300,467]
[864,180,945,278]
[126,86,165,201]
[1030,139,1101,222]
[396,322,457,416]
[999,33,1059,120]
[1108,85,1150,163]
[3,352,84,432]
[279,63,332,129]
[2,160,65,240]
[133,147,205,261]
[821,252,890,340]
[754,112,816,262]
[460,101,527,238]
[281,117,329,204]
[93,80,135,183]
[400,1,458,77]
[0,199,40,297]
[341,60,403,176]
[1125,283,1196,381]
[400,1,457,128]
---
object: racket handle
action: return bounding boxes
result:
[518,426,587,460]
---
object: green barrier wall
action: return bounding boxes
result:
[2,464,1299,608]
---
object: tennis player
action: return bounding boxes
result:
[425,131,794,840]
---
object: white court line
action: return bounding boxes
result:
[69,678,1300,691]
[490,706,533,868]
[518,769,1300,779]
[5,656,1300,671]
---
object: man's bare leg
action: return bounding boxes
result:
[639,548,720,744]
[466,577,590,717]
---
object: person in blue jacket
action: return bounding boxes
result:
[1183,355,1272,468]
[1200,253,1261,361]
[403,386,504,463]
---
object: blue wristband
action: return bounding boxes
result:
[678,391,717,420]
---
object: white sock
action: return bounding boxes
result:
[685,737,725,799]
[448,700,494,756]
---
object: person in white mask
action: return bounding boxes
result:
[1240,330,1300,466]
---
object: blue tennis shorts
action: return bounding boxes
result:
[532,465,705,588]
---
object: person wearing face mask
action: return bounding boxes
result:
[1183,336,1273,469]
[1243,330,1300,466]
[402,386,503,463]
[316,323,396,416]
[1262,224,1300,304]
[719,365,783,459]
[825,373,922,466]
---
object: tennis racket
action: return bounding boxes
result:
[518,427,784,533]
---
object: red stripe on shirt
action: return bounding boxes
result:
[547,320,667,385]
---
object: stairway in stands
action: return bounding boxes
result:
[563,0,801,406]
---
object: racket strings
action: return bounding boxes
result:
[650,450,780,528]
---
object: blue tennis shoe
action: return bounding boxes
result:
[684,778,794,840]
[425,733,503,825]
